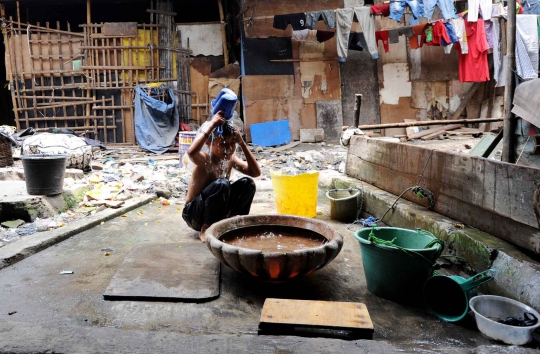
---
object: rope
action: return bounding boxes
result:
[367,224,443,270]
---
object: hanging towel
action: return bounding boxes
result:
[515,14,539,80]
[492,18,506,86]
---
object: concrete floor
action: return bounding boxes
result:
[0,189,534,353]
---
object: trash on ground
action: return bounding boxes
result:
[60,270,74,275]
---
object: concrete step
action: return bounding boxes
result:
[0,167,85,181]
[0,180,93,223]
[318,170,540,311]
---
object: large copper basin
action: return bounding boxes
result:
[205,215,343,282]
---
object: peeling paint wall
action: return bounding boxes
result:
[380,63,412,105]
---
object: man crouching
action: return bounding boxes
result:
[182,112,261,242]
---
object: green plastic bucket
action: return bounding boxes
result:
[354,227,444,305]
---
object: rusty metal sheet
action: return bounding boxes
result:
[104,243,220,301]
[102,23,138,37]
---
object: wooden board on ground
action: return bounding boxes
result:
[104,243,220,301]
[259,298,374,340]
[346,136,540,253]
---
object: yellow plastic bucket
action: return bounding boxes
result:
[270,170,319,217]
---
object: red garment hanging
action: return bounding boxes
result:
[457,18,490,82]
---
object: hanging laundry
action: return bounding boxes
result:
[317,30,335,43]
[521,0,540,15]
[348,32,366,51]
[336,7,379,62]
[492,18,506,86]
[484,20,494,49]
[305,10,336,29]
[424,24,434,44]
[468,0,492,22]
[424,0,456,19]
[516,15,539,80]
[292,29,318,41]
[375,31,390,52]
[443,22,459,45]
[458,19,490,82]
[370,4,390,16]
[388,26,414,43]
[390,0,424,22]
[449,17,468,54]
[492,3,505,17]
[425,22,451,46]
[273,13,307,30]
[409,24,427,49]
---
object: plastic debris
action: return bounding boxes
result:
[60,270,74,275]
[498,313,538,327]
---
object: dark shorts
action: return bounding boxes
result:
[182,177,256,231]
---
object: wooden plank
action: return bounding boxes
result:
[408,41,459,82]
[469,134,497,157]
[409,124,463,140]
[259,298,373,333]
[102,22,138,37]
[300,61,340,104]
[346,136,540,252]
[354,118,505,130]
[242,75,294,101]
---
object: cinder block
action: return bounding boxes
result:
[300,129,325,143]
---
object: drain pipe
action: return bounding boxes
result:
[502,0,517,163]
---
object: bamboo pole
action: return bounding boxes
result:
[86,0,91,24]
[349,118,504,130]
[503,0,517,163]
[218,0,229,65]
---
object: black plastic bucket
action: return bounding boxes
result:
[21,154,68,195]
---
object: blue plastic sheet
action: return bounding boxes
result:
[134,86,179,154]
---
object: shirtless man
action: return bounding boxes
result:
[182,112,261,242]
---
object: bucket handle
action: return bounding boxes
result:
[416,228,445,258]
[461,269,496,292]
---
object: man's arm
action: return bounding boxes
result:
[232,128,261,177]
[187,113,225,166]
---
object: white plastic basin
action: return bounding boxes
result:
[469,295,540,345]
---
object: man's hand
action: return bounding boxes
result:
[209,111,226,129]
[233,126,245,145]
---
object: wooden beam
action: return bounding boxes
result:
[352,118,504,130]
[271,58,339,62]
[346,136,540,253]
[409,124,462,140]
[503,0,517,163]
[86,0,91,24]
[146,9,177,16]
[449,82,481,121]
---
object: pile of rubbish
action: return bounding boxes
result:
[248,143,347,178]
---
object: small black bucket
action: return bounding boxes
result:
[21,154,68,195]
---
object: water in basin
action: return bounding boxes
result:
[220,225,327,253]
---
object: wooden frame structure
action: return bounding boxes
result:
[0,0,192,146]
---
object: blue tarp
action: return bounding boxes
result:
[134,86,179,154]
